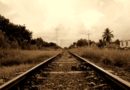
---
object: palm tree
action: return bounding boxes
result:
[102,28,114,44]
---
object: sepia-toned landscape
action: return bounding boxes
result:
[0,0,130,90]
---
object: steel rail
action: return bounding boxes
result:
[0,53,61,90]
[70,52,130,90]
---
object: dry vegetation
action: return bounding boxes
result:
[0,49,60,66]
[0,49,61,85]
[70,47,130,82]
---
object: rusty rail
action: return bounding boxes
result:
[0,53,61,90]
[70,52,130,90]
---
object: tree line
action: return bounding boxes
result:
[69,28,120,48]
[0,15,60,49]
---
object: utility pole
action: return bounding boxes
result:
[80,30,91,47]
[55,27,62,46]
[87,32,91,46]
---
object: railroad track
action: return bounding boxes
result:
[0,51,130,90]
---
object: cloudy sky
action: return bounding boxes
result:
[0,0,130,47]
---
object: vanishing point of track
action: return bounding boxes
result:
[0,51,130,90]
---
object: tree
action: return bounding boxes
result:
[0,14,60,49]
[114,39,120,46]
[0,15,32,49]
[98,39,105,48]
[102,28,114,44]
[69,42,76,48]
[0,30,8,48]
[31,38,44,49]
[76,39,88,47]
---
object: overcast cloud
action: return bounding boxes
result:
[0,0,130,47]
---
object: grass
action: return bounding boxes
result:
[70,47,130,82]
[0,49,61,85]
[0,49,60,66]
[0,64,34,83]
[70,47,130,69]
